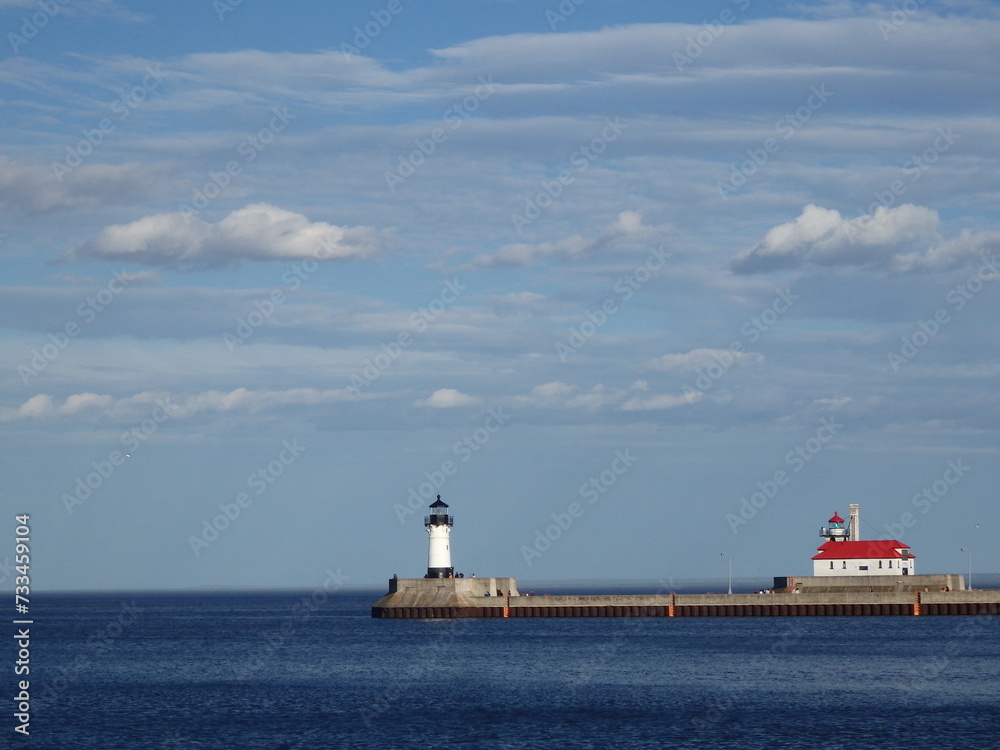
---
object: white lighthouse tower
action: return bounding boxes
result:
[424,495,454,578]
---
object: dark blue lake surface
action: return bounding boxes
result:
[10,590,1000,749]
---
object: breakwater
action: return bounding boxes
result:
[371,578,1000,619]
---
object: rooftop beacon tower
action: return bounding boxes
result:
[820,511,849,542]
[424,496,454,578]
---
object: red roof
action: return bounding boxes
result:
[828,512,845,523]
[811,540,914,561]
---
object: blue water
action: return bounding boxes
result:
[10,590,1000,749]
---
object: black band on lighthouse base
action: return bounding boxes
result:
[425,566,454,579]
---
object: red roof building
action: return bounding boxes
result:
[812,512,916,576]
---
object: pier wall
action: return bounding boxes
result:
[373,577,517,611]
[371,578,1000,618]
[774,573,964,593]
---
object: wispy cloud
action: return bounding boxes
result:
[0,157,170,216]
[0,387,356,423]
[513,380,696,412]
[620,391,700,411]
[648,349,764,372]
[413,388,482,408]
[466,211,652,269]
[0,0,151,19]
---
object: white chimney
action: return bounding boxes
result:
[848,503,860,542]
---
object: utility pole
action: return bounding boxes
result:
[721,552,732,595]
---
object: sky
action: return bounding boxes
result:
[1,0,998,592]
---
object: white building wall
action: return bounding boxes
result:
[813,556,915,576]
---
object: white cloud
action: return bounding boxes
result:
[813,396,853,408]
[413,388,482,408]
[515,381,627,410]
[562,384,628,410]
[1,392,113,420]
[514,380,696,411]
[0,387,356,423]
[166,387,358,416]
[118,270,162,285]
[731,204,1000,274]
[515,381,579,408]
[485,291,549,314]
[467,210,652,268]
[69,203,381,268]
[620,391,701,411]
[895,228,1000,273]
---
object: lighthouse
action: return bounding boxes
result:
[812,505,915,576]
[424,496,454,578]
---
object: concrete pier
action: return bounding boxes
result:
[371,577,1000,619]
[371,576,518,618]
[772,573,965,593]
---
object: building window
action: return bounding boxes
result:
[830,561,834,569]
[888,560,892,568]
[842,561,847,569]
[859,566,869,571]
[879,561,883,569]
